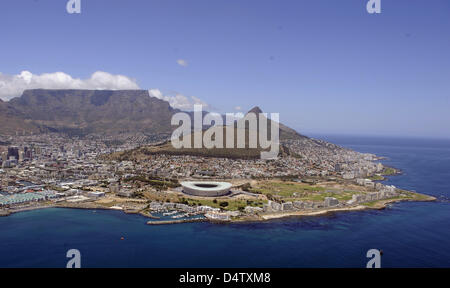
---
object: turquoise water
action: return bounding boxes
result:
[0,136,449,267]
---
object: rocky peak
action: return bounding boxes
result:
[247,106,263,115]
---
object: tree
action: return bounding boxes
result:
[241,183,252,192]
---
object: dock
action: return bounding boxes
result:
[146,218,207,225]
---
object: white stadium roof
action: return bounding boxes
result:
[180,181,232,197]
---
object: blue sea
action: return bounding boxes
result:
[0,136,449,268]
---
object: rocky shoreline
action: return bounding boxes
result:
[257,194,436,221]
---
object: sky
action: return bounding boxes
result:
[0,0,449,138]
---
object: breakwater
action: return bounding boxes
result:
[147,218,207,225]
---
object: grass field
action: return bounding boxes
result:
[381,167,397,176]
[367,175,385,181]
[248,180,367,203]
[289,190,359,202]
[250,181,326,197]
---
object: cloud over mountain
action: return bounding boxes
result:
[149,89,209,110]
[0,70,210,111]
[0,71,140,101]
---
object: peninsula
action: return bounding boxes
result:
[0,90,435,223]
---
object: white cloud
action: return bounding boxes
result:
[149,89,209,111]
[234,106,242,111]
[177,59,188,67]
[0,70,210,111]
[0,71,140,101]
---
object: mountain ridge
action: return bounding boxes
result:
[0,90,307,141]
[2,89,178,135]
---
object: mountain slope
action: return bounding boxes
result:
[239,106,308,141]
[3,89,178,135]
[105,107,307,160]
[0,98,40,134]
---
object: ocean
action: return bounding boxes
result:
[0,136,449,268]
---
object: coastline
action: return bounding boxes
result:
[258,194,436,221]
[259,205,369,220]
[0,152,437,224]
[0,192,436,224]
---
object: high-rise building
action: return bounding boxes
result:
[7,146,19,161]
[24,147,32,160]
[19,151,24,162]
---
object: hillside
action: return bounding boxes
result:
[104,107,307,160]
[1,89,178,135]
[104,127,293,160]
[0,98,41,134]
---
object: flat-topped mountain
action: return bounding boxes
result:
[2,89,178,135]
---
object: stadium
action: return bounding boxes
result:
[180,181,232,197]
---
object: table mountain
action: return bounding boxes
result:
[2,89,178,135]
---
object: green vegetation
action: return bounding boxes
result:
[250,181,325,197]
[397,189,432,201]
[123,175,180,190]
[362,200,381,207]
[106,123,301,161]
[240,183,252,192]
[410,193,431,201]
[181,198,266,211]
[381,167,397,176]
[219,201,229,207]
[248,180,368,203]
[362,190,433,207]
[288,190,359,202]
[362,196,404,207]
[367,175,385,181]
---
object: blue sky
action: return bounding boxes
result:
[0,0,449,138]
